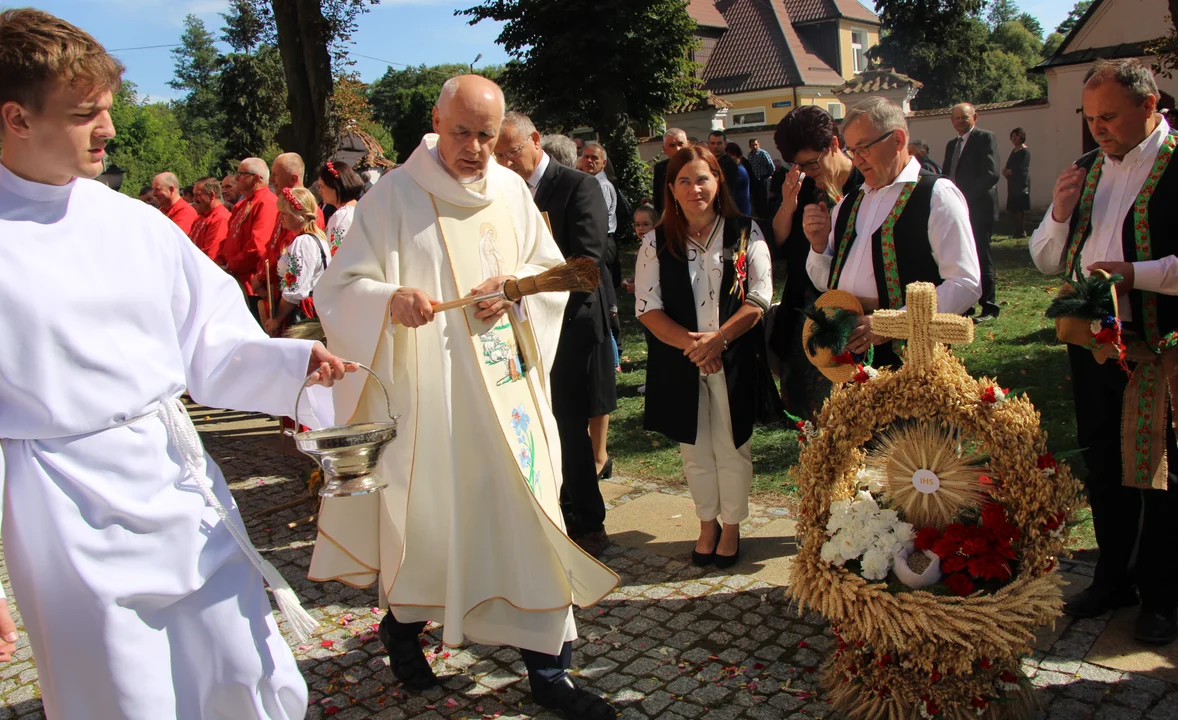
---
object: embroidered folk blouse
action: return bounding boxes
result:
[634,218,773,333]
[326,203,355,256]
[277,232,332,304]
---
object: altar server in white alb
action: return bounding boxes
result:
[0,9,355,719]
[308,75,620,720]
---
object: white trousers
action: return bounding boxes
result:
[679,371,753,525]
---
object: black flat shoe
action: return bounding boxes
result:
[972,313,999,324]
[378,617,439,690]
[714,535,741,570]
[1064,583,1139,619]
[533,676,616,720]
[1136,608,1178,645]
[692,521,721,567]
[597,457,613,480]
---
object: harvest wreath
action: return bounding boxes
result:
[788,283,1084,720]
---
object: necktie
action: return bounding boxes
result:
[951,137,964,180]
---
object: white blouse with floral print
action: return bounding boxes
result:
[634,218,773,333]
[326,204,355,256]
[277,232,332,304]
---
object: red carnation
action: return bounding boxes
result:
[971,696,988,709]
[994,539,1017,560]
[962,536,990,557]
[914,527,941,551]
[853,367,870,383]
[1001,671,1018,683]
[945,573,975,596]
[930,671,942,682]
[941,555,967,574]
[284,272,297,286]
[981,502,1007,528]
[942,523,968,543]
[1037,453,1058,472]
[932,537,963,559]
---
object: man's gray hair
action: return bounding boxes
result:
[909,139,930,154]
[239,157,269,185]
[843,97,908,136]
[541,134,578,168]
[952,102,976,119]
[502,111,537,137]
[583,141,607,161]
[664,127,687,142]
[1085,58,1159,105]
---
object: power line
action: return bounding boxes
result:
[109,43,183,52]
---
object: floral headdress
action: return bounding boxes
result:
[282,186,303,211]
[325,161,340,178]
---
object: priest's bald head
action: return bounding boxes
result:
[271,152,306,190]
[432,74,506,182]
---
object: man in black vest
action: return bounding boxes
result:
[652,128,688,217]
[1030,59,1178,645]
[943,103,1001,323]
[495,112,616,558]
[802,97,981,366]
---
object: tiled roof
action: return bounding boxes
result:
[702,0,845,94]
[687,0,728,28]
[834,67,922,95]
[670,91,735,114]
[780,0,879,25]
[1032,41,1150,71]
[906,97,1049,118]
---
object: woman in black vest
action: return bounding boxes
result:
[635,145,778,568]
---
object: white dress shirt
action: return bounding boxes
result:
[806,157,981,314]
[634,219,773,334]
[1030,118,1178,321]
[595,171,618,234]
[526,151,551,197]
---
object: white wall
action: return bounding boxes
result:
[1069,0,1168,52]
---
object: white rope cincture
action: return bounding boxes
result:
[158,398,319,643]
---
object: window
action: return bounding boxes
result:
[731,108,766,127]
[828,102,844,120]
[851,30,868,74]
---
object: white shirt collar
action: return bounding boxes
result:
[957,127,974,143]
[528,151,551,190]
[1107,116,1171,169]
[866,157,922,193]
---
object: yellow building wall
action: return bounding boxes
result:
[721,89,847,127]
[838,22,880,81]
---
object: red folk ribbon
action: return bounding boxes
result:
[282,186,303,211]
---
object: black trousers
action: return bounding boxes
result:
[1069,345,1178,611]
[970,207,999,316]
[551,319,611,536]
[381,612,572,684]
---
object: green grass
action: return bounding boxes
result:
[608,233,1097,550]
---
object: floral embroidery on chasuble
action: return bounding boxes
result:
[431,195,560,512]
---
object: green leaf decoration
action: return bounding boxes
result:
[1045,273,1122,321]
[804,305,859,356]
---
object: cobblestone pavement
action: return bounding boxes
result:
[2,421,1177,719]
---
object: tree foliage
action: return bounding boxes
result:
[1043,32,1065,58]
[1017,12,1043,39]
[872,0,1049,109]
[106,83,196,196]
[1055,0,1092,35]
[217,45,288,167]
[170,15,224,178]
[460,0,701,205]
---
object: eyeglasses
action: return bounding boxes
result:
[847,130,897,159]
[795,158,822,172]
[494,142,526,161]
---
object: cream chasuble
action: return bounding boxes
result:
[310,135,618,656]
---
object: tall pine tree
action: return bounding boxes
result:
[169,15,224,177]
[216,0,288,167]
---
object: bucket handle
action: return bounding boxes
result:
[292,362,394,434]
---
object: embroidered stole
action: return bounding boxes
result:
[430,195,561,516]
[829,183,918,354]
[1066,134,1178,489]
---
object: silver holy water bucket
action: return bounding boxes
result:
[291,363,398,497]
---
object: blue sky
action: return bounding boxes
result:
[20,0,1080,103]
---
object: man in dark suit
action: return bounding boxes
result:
[651,128,688,217]
[944,103,1002,322]
[496,112,616,558]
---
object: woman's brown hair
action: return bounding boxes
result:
[659,144,740,259]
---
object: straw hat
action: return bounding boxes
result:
[1053,269,1120,364]
[803,290,865,383]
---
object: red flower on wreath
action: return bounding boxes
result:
[942,555,968,574]
[1037,452,1058,475]
[945,573,975,596]
[970,696,989,711]
[914,527,941,551]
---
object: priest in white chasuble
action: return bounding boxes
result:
[0,9,353,720]
[309,75,620,720]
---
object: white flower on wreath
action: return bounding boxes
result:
[861,546,890,580]
[820,490,915,579]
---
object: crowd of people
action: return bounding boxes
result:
[1,6,1176,720]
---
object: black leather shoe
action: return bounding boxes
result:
[1136,608,1178,645]
[972,313,999,324]
[714,535,741,570]
[692,521,721,567]
[533,676,616,720]
[597,457,613,480]
[378,617,439,690]
[1064,584,1140,619]
[964,306,976,318]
